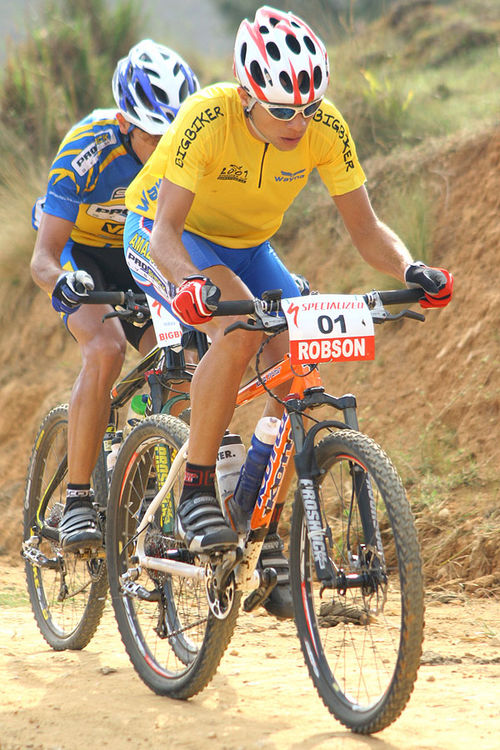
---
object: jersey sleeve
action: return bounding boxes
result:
[42,122,102,223]
[312,100,366,196]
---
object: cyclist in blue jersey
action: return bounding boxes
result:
[30,39,199,552]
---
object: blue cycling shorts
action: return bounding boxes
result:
[123,211,300,307]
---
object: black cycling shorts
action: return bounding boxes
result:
[63,241,152,350]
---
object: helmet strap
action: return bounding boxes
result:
[247,110,269,144]
[121,128,142,165]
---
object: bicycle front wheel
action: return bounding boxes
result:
[106,414,241,698]
[289,430,424,734]
[23,404,108,650]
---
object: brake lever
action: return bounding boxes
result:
[224,319,261,335]
[102,305,149,324]
[378,308,425,323]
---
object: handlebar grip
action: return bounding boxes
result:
[377,288,424,305]
[83,291,127,305]
[213,299,256,317]
[81,290,147,306]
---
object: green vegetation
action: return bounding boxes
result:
[1,0,143,161]
[0,583,29,608]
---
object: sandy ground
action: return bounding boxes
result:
[1,562,499,750]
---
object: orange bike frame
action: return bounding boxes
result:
[234,353,323,533]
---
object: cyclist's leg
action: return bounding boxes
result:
[58,245,129,549]
[221,240,299,617]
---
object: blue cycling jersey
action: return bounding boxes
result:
[36,108,142,248]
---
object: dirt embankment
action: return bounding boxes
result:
[0,127,499,592]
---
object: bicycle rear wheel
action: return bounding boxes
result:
[106,414,240,698]
[23,404,108,650]
[289,429,424,734]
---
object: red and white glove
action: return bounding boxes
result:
[405,262,453,309]
[171,275,221,326]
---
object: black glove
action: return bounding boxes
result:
[52,270,94,315]
[405,262,453,309]
[291,272,311,296]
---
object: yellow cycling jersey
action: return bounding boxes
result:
[125,84,366,248]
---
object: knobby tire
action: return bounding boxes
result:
[106,414,241,698]
[23,404,108,650]
[289,429,424,733]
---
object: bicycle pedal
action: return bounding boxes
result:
[21,541,59,570]
[120,577,161,602]
[76,547,106,560]
[243,567,278,613]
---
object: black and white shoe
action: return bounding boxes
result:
[258,532,293,620]
[175,494,238,553]
[59,499,102,551]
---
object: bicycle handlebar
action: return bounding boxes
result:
[213,287,424,318]
[82,290,147,306]
[79,286,424,322]
[376,288,423,305]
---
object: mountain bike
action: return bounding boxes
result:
[22,290,205,650]
[105,285,427,734]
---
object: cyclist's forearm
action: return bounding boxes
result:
[30,242,64,295]
[352,219,413,282]
[31,213,74,295]
[150,222,198,286]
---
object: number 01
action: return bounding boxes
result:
[318,314,346,334]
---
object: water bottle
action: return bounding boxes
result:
[216,432,246,505]
[106,431,123,485]
[124,393,148,435]
[233,416,280,515]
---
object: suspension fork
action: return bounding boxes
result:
[289,408,337,585]
[340,401,385,561]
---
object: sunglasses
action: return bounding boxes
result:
[251,97,323,122]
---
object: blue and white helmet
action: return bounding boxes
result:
[112,39,199,135]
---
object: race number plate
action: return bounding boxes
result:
[282,294,375,365]
[146,294,183,349]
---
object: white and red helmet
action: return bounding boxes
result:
[233,5,329,105]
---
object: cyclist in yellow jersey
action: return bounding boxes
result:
[123,6,453,619]
[30,40,199,552]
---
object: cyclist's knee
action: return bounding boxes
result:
[81,332,127,377]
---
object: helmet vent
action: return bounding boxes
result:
[240,41,247,66]
[259,25,269,34]
[152,84,168,104]
[250,61,266,88]
[135,82,151,108]
[179,79,189,101]
[266,42,281,61]
[285,34,301,55]
[144,65,160,80]
[268,17,279,27]
[298,71,310,93]
[279,71,293,93]
[304,36,316,54]
[313,66,323,89]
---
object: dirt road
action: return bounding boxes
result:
[1,563,499,750]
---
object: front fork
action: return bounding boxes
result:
[290,390,384,586]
